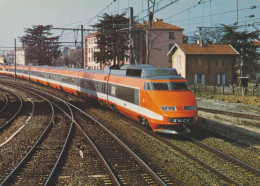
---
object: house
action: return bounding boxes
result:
[84,32,102,69]
[0,55,4,64]
[61,47,82,68]
[16,47,25,65]
[84,32,130,69]
[135,19,185,67]
[83,19,185,69]
[168,43,239,85]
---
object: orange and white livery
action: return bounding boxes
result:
[0,64,197,134]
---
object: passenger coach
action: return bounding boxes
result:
[0,64,197,134]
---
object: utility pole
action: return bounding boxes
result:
[236,0,238,24]
[148,0,155,27]
[14,39,16,82]
[129,7,134,64]
[146,0,155,64]
[81,25,84,68]
[52,26,96,68]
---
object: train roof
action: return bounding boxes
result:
[3,64,184,80]
[111,64,183,80]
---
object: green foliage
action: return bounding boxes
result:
[93,13,130,65]
[20,25,61,66]
[221,24,260,79]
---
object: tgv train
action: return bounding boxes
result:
[0,64,197,134]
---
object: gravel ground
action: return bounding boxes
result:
[197,98,260,116]
[197,97,260,149]
[2,78,259,185]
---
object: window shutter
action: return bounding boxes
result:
[222,74,226,85]
[202,74,205,85]
[217,74,221,84]
[194,74,198,84]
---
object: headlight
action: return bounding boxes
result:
[161,106,176,111]
[184,105,196,110]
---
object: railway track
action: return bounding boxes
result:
[0,80,170,185]
[1,76,259,185]
[0,90,8,113]
[0,87,23,131]
[198,107,260,122]
[0,83,73,185]
[99,110,260,185]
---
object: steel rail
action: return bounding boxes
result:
[0,91,55,185]
[0,82,75,186]
[186,135,260,176]
[117,118,241,186]
[44,99,74,185]
[66,101,167,186]
[0,90,8,114]
[15,82,166,185]
[0,87,23,131]
[198,107,260,121]
[156,133,241,185]
[3,82,121,186]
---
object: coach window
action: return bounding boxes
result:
[144,82,151,90]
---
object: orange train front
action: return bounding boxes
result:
[0,64,197,134]
[106,65,197,134]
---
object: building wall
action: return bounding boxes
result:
[16,50,25,65]
[147,29,183,68]
[185,55,235,85]
[172,49,186,77]
[85,35,100,69]
[0,56,4,64]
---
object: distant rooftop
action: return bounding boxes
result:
[136,19,184,30]
[169,43,239,55]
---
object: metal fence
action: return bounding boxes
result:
[190,85,260,96]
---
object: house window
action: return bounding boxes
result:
[168,44,174,63]
[177,55,181,67]
[169,32,175,39]
[194,74,205,85]
[198,57,203,66]
[169,55,172,63]
[217,58,224,66]
[217,74,226,85]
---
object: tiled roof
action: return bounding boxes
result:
[253,40,260,46]
[176,44,239,55]
[85,31,99,39]
[136,20,184,30]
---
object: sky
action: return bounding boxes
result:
[0,0,259,52]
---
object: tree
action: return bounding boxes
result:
[189,27,224,44]
[62,47,81,68]
[20,25,61,66]
[221,24,260,78]
[93,13,130,66]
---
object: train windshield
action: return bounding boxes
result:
[145,82,190,91]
